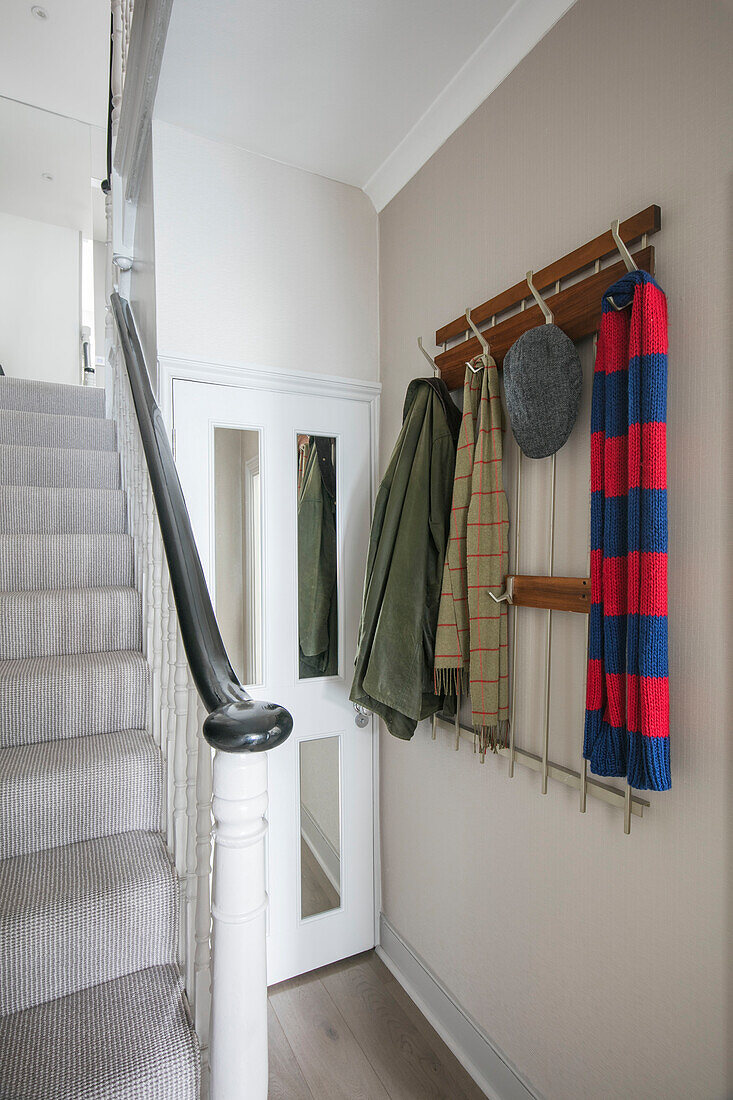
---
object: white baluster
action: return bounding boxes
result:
[185,674,200,1000]
[174,630,190,964]
[165,585,178,849]
[209,750,269,1100]
[195,698,213,1076]
[111,0,123,139]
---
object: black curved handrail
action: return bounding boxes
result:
[111,292,293,753]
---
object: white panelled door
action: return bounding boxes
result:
[173,373,376,985]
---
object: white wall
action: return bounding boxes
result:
[0,211,80,385]
[151,121,378,382]
[377,2,732,1099]
[129,129,158,387]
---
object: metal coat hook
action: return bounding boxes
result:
[526,271,554,324]
[611,218,637,272]
[489,575,514,605]
[466,307,489,353]
[417,336,440,377]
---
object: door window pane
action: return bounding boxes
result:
[300,736,341,918]
[214,427,263,685]
[297,434,338,679]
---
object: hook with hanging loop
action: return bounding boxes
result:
[417,336,441,377]
[489,576,514,605]
[610,218,637,273]
[526,271,554,324]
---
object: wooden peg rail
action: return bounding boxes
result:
[434,204,661,391]
[509,575,590,614]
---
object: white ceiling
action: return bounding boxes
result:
[155,0,577,210]
[0,0,110,127]
[0,1,109,238]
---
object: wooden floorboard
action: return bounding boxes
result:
[268,950,487,1099]
[269,971,390,1099]
[267,1001,314,1100]
[321,956,475,1099]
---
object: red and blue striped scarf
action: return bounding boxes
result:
[584,270,670,791]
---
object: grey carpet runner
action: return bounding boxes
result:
[0,377,200,1098]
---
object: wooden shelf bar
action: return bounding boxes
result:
[436,204,661,345]
[510,575,590,614]
[436,715,650,818]
[434,246,655,389]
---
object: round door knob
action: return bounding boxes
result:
[353,703,370,728]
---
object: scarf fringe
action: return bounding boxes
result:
[473,720,509,761]
[433,665,469,696]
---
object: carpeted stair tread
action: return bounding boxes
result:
[0,585,141,660]
[0,730,162,860]
[0,377,106,419]
[0,533,134,591]
[0,443,120,489]
[0,830,178,1016]
[0,408,116,452]
[0,485,126,534]
[0,964,200,1099]
[0,649,149,748]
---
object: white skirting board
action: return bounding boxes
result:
[377,914,539,1100]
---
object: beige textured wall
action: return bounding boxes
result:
[377,2,732,1098]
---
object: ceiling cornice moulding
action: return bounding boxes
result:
[364,0,578,212]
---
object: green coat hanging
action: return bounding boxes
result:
[350,377,461,740]
[298,439,338,677]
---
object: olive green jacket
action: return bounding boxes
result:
[350,378,461,739]
[298,441,338,677]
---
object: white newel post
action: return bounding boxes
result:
[209,750,269,1100]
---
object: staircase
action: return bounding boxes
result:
[0,378,200,1097]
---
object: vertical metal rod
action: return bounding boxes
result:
[508,302,526,779]
[455,681,461,750]
[541,452,557,794]
[624,781,632,835]
[581,323,598,811]
[508,450,522,778]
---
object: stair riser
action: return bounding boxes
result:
[0,733,162,860]
[0,445,121,489]
[0,378,106,419]
[0,966,200,1100]
[0,535,134,592]
[0,589,141,661]
[0,410,116,453]
[0,835,178,1016]
[0,652,149,748]
[0,487,126,535]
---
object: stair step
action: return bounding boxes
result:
[0,831,178,1016]
[0,408,116,452]
[0,586,141,660]
[0,377,106,419]
[0,485,126,534]
[0,533,134,591]
[0,965,200,1099]
[0,650,149,748]
[0,443,120,489]
[0,730,162,860]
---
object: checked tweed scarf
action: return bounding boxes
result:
[434,359,510,755]
[584,270,670,791]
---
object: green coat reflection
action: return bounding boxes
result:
[298,440,338,678]
[350,378,461,739]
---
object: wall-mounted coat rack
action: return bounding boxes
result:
[431,205,662,832]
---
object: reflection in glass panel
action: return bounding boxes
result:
[214,427,262,685]
[300,737,341,918]
[297,435,338,679]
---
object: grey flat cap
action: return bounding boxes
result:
[503,324,582,459]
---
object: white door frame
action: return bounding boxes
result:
[159,353,383,948]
